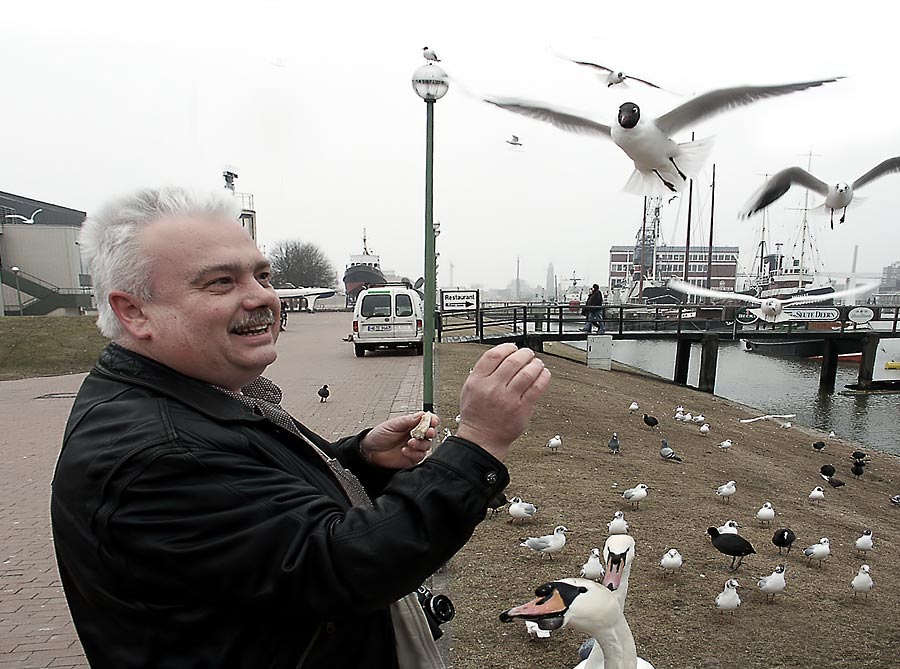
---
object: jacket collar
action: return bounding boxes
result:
[95,342,268,424]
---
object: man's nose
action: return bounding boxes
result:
[243,278,277,307]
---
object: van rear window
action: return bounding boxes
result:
[361,294,392,317]
[396,294,413,317]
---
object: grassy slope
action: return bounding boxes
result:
[0,316,107,380]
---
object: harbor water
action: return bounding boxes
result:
[569,339,900,455]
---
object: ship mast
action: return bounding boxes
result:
[362,228,370,256]
[797,151,814,290]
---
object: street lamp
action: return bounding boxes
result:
[412,61,449,412]
[10,266,23,315]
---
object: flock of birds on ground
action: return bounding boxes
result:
[441,393,895,668]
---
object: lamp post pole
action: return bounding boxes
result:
[412,61,449,413]
[11,266,23,315]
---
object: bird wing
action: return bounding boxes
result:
[783,281,879,306]
[30,208,42,217]
[852,156,900,190]
[484,98,612,138]
[571,59,614,74]
[654,78,842,136]
[739,167,829,218]
[667,279,762,305]
[625,74,662,89]
[525,536,552,550]
[4,214,27,221]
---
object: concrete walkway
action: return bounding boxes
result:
[0,311,423,667]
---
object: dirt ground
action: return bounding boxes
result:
[434,342,900,669]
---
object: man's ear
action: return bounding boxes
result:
[108,291,153,340]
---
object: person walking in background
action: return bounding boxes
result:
[50,186,551,669]
[279,299,288,331]
[581,283,605,333]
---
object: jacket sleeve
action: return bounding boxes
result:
[100,436,508,618]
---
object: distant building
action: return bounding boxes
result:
[876,260,900,306]
[1,191,92,316]
[609,245,740,291]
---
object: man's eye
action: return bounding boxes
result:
[209,277,233,287]
[257,272,272,284]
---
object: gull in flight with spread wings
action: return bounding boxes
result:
[667,278,878,323]
[567,59,663,89]
[484,77,841,196]
[5,208,42,224]
[739,413,796,424]
[740,157,900,228]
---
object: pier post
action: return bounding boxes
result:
[818,338,839,392]
[674,338,691,385]
[856,333,880,390]
[698,333,719,393]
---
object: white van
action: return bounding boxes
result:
[352,285,424,357]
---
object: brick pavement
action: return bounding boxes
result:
[0,311,422,667]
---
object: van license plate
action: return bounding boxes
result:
[367,325,392,332]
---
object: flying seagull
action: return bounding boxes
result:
[422,47,440,62]
[506,134,523,146]
[668,278,878,323]
[740,413,796,424]
[484,77,841,195]
[5,208,42,224]
[740,157,900,228]
[568,59,663,89]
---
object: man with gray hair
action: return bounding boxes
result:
[50,187,551,668]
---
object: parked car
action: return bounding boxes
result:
[352,285,424,357]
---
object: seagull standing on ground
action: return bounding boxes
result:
[855,529,874,555]
[545,435,562,454]
[716,480,737,503]
[660,548,683,576]
[520,525,569,559]
[809,486,826,504]
[851,565,874,597]
[422,46,440,62]
[484,78,841,195]
[739,157,900,228]
[700,423,711,436]
[508,497,538,524]
[580,548,605,581]
[715,579,742,615]
[802,538,831,567]
[659,439,683,462]
[622,484,649,509]
[756,502,776,525]
[608,432,621,455]
[772,528,797,555]
[317,384,330,402]
[757,564,787,603]
[719,439,733,451]
[629,401,639,413]
[607,510,629,535]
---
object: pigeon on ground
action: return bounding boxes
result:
[520,525,569,559]
[851,564,874,598]
[813,440,826,453]
[580,548,605,581]
[707,527,755,571]
[622,483,649,509]
[608,432,621,455]
[668,279,877,324]
[545,435,562,454]
[717,520,739,535]
[506,134,522,147]
[739,157,900,228]
[718,439,733,451]
[660,548,683,576]
[422,46,440,62]
[508,497,538,524]
[855,529,874,555]
[715,578,742,615]
[629,401,639,413]
[607,510,629,535]
[485,78,841,195]
[757,564,787,603]
[642,414,659,429]
[802,537,830,567]
[809,486,826,503]
[716,480,737,503]
[659,439,682,462]
[568,59,664,89]
[772,528,797,555]
[317,384,330,402]
[756,502,775,525]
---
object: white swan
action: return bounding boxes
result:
[501,577,654,669]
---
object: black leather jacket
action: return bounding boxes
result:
[51,343,509,668]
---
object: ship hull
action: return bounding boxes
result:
[745,338,863,358]
[343,265,386,301]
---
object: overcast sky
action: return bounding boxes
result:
[3,1,898,293]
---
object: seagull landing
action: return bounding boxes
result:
[484,78,841,196]
[669,279,878,324]
[740,157,900,228]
